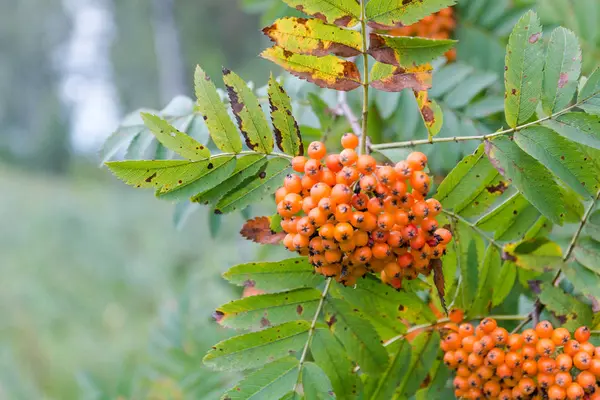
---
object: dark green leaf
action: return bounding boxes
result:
[504,11,544,127]
[444,72,498,109]
[476,193,536,239]
[492,262,517,306]
[204,321,312,371]
[223,258,322,291]
[221,357,299,400]
[544,112,600,150]
[394,331,441,398]
[363,340,411,400]
[300,362,335,399]
[538,284,593,330]
[471,245,502,316]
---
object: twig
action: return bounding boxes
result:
[337,91,361,137]
[369,89,600,151]
[293,278,332,392]
[359,0,370,155]
[443,210,502,249]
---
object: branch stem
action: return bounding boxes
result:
[359,0,369,155]
[443,210,502,249]
[294,278,332,392]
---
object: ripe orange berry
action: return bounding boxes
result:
[334,222,354,242]
[536,320,554,338]
[337,166,359,185]
[575,326,591,343]
[284,174,302,193]
[496,363,513,379]
[410,170,431,194]
[539,373,556,390]
[486,348,505,366]
[448,309,464,324]
[505,351,522,368]
[565,340,581,357]
[292,234,309,250]
[566,382,584,400]
[307,141,326,159]
[319,223,335,240]
[483,381,501,398]
[522,345,536,361]
[522,359,537,376]
[522,328,539,345]
[340,133,359,149]
[576,371,595,393]
[555,371,573,388]
[552,327,571,346]
[536,338,556,357]
[334,203,352,222]
[557,353,573,372]
[356,154,376,174]
[589,358,600,376]
[407,151,427,171]
[291,156,307,172]
[372,242,391,259]
[351,193,368,211]
[394,160,412,178]
[339,148,357,166]
[354,230,369,247]
[580,341,595,355]
[538,357,557,374]
[461,335,476,353]
[304,158,322,178]
[480,318,497,333]
[507,333,524,350]
[425,198,442,216]
[325,154,343,173]
[491,327,508,346]
[353,247,372,264]
[397,253,413,268]
[458,323,474,338]
[548,385,567,400]
[331,184,352,204]
[308,208,328,226]
[320,168,336,186]
[574,351,592,370]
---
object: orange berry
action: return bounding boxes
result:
[339,239,356,252]
[308,208,328,226]
[334,222,354,242]
[580,341,595,355]
[552,327,571,346]
[434,228,452,245]
[372,242,391,259]
[340,133,359,149]
[377,212,395,231]
[575,326,591,343]
[356,154,376,174]
[535,320,554,338]
[353,247,372,264]
[522,345,536,361]
[522,359,537,376]
[576,371,596,393]
[448,309,464,324]
[291,156,307,172]
[275,187,288,204]
[318,197,335,214]
[335,203,353,222]
[496,363,513,379]
[304,158,322,178]
[325,154,343,173]
[538,357,557,374]
[394,160,412,178]
[320,168,336,186]
[548,385,567,400]
[359,175,377,192]
[459,323,474,338]
[480,318,497,333]
[574,351,592,370]
[331,184,352,204]
[284,174,302,193]
[410,171,430,194]
[537,338,556,357]
[486,348,505,366]
[319,223,335,240]
[491,327,509,346]
[539,373,556,390]
[556,371,573,388]
[292,234,309,250]
[522,329,538,345]
[397,253,413,268]
[407,151,427,171]
[390,180,408,197]
[324,249,342,264]
[443,351,457,369]
[339,148,358,166]
[376,166,397,186]
[566,383,584,400]
[475,365,493,380]
[354,230,369,247]
[483,381,501,397]
[351,193,368,210]
[301,174,318,191]
[302,196,317,214]
[565,340,581,357]
[425,198,442,216]
[557,353,573,372]
[505,351,522,368]
[307,141,326,159]
[337,166,359,185]
[518,377,536,395]
[589,358,600,376]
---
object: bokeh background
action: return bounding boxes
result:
[1,0,599,399]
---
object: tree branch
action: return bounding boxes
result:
[359,0,370,155]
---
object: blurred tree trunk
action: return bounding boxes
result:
[150,0,187,103]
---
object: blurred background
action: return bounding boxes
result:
[1,0,599,399]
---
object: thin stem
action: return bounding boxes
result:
[210,150,293,160]
[359,0,369,155]
[443,210,502,249]
[337,91,362,137]
[370,89,600,151]
[294,278,332,392]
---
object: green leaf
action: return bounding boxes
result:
[561,260,600,297]
[263,17,361,57]
[515,126,598,198]
[158,156,237,201]
[414,351,453,400]
[281,0,361,27]
[585,211,600,241]
[538,284,593,330]
[476,193,532,239]
[542,28,582,115]
[324,299,389,376]
[222,69,273,153]
[366,0,456,30]
[193,154,268,206]
[395,331,441,398]
[485,136,566,224]
[203,321,312,371]
[574,237,600,275]
[215,288,321,330]
[492,262,517,306]
[435,145,504,212]
[368,34,456,67]
[414,91,443,137]
[363,340,411,400]
[221,357,299,400]
[223,258,323,291]
[311,329,360,399]
[456,223,480,308]
[459,174,509,219]
[471,245,502,316]
[429,62,474,98]
[369,62,432,93]
[194,66,243,153]
[443,72,498,109]
[300,363,335,400]
[503,238,564,272]
[215,158,291,214]
[504,11,544,128]
[261,47,361,92]
[268,76,303,156]
[578,67,600,116]
[544,112,600,150]
[106,158,231,196]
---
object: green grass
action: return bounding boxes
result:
[0,166,286,399]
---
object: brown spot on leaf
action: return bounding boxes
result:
[145,172,157,183]
[326,314,337,327]
[240,216,286,245]
[370,66,432,93]
[368,34,399,66]
[558,73,569,88]
[511,88,517,95]
[259,171,267,179]
[421,105,434,123]
[260,317,271,327]
[502,251,517,262]
[296,305,304,315]
[243,279,256,288]
[213,310,224,322]
[486,181,508,194]
[333,15,353,27]
[529,33,541,43]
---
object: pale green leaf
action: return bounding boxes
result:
[538,284,593,330]
[503,238,564,272]
[414,90,443,137]
[223,258,323,291]
[194,66,243,153]
[324,299,388,376]
[585,211,600,241]
[215,158,291,214]
[444,71,498,109]
[193,154,268,206]
[215,288,321,330]
[578,67,600,116]
[492,262,517,306]
[429,62,474,98]
[369,34,456,67]
[504,11,544,127]
[261,47,361,92]
[574,237,600,275]
[363,340,411,400]
[223,69,273,153]
[542,28,582,115]
[221,357,299,400]
[544,112,600,150]
[561,260,600,297]
[485,136,566,224]
[281,0,361,27]
[366,0,456,30]
[203,321,312,371]
[477,193,538,239]
[311,329,360,399]
[515,126,598,198]
[300,363,335,400]
[268,76,303,156]
[263,17,361,57]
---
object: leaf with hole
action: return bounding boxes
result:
[262,17,362,57]
[261,47,361,91]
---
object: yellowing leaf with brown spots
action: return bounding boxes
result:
[414,90,443,137]
[366,0,456,30]
[263,17,362,58]
[261,46,361,92]
[369,34,456,67]
[369,62,432,93]
[222,68,274,153]
[282,0,361,27]
[503,238,563,272]
[240,216,286,245]
[268,76,303,156]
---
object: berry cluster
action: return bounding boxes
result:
[275,133,452,287]
[390,7,457,62]
[441,318,600,399]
